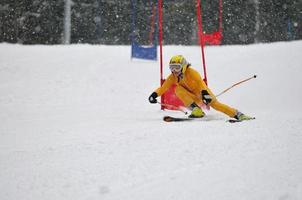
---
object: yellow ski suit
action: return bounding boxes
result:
[155,66,238,118]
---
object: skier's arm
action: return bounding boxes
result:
[148,74,175,104]
[188,68,205,92]
[189,68,216,104]
[154,74,175,96]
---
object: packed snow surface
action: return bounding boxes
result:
[0,41,302,200]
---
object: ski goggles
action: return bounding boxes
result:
[169,63,182,72]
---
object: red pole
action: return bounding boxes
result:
[158,0,164,109]
[149,4,156,45]
[196,0,208,85]
[219,0,223,33]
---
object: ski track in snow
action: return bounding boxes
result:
[0,42,302,200]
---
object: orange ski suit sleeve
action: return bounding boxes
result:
[154,74,177,96]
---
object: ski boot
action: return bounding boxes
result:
[188,103,205,118]
[235,111,254,121]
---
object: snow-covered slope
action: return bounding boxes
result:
[0,42,302,200]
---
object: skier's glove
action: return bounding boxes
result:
[201,90,212,105]
[148,92,158,104]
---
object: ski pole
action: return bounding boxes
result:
[157,102,188,114]
[215,75,257,98]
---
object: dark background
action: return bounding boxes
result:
[0,0,301,45]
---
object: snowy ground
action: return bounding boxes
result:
[0,41,302,200]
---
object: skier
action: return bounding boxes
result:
[148,55,253,120]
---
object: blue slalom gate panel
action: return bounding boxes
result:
[131,42,157,60]
[130,0,157,61]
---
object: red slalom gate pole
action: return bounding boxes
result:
[196,0,208,85]
[158,0,165,110]
[219,0,223,33]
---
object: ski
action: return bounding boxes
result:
[227,117,255,123]
[163,116,195,122]
[163,115,255,123]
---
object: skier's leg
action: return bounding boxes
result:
[175,85,204,118]
[209,100,237,118]
[174,85,202,107]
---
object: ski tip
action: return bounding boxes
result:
[227,117,255,123]
[163,116,195,122]
[163,116,173,122]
